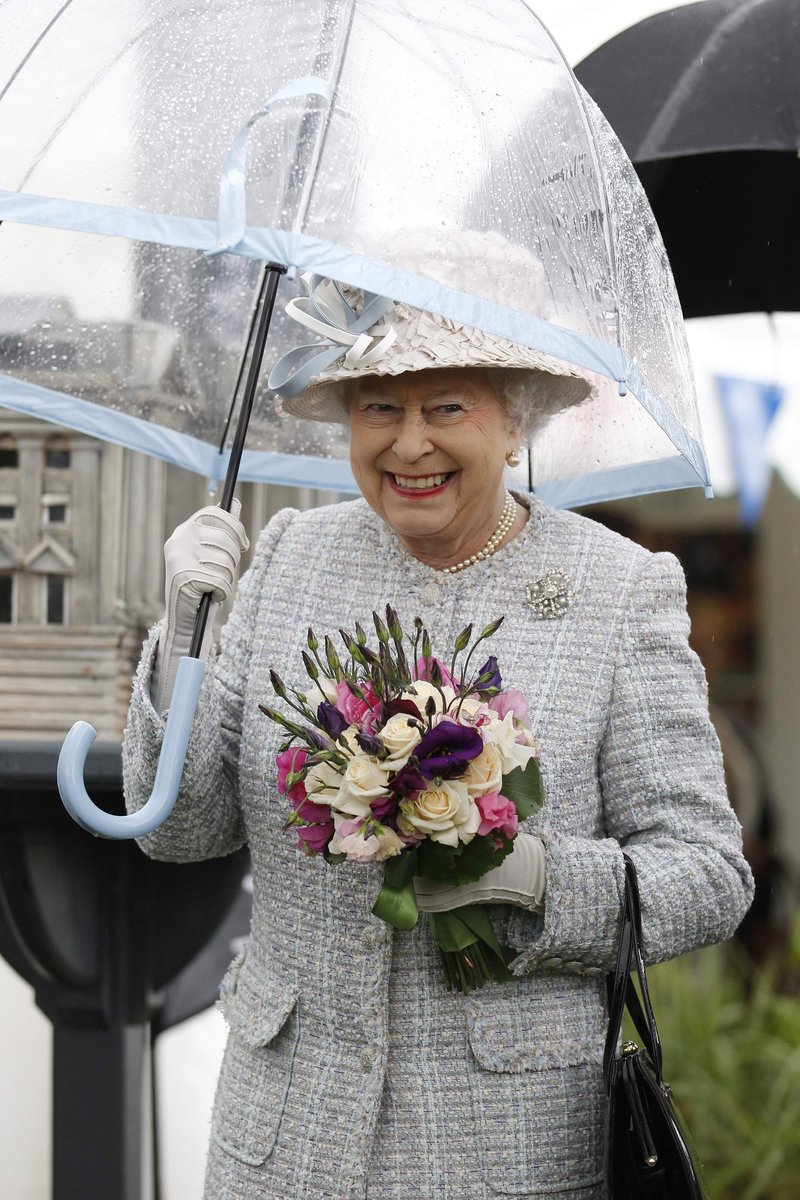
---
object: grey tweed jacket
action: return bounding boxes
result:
[123,495,753,1200]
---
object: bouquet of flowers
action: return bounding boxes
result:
[260,606,544,993]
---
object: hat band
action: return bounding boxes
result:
[268,273,396,399]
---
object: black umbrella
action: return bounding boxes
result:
[575,0,800,317]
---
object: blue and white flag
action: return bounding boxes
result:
[716,375,784,527]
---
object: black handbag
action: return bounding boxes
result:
[604,855,709,1199]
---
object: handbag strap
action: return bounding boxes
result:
[603,854,664,1089]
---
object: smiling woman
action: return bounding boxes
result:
[123,263,752,1200]
[348,369,527,570]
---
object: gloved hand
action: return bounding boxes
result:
[150,499,250,713]
[414,832,546,914]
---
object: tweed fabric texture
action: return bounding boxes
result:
[122,495,753,1200]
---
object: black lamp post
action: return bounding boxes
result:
[0,741,250,1200]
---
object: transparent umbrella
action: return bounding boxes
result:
[0,0,710,837]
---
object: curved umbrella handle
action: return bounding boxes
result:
[57,657,206,839]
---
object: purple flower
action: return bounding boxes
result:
[317,701,348,739]
[297,819,334,854]
[415,720,483,779]
[384,697,425,722]
[389,763,428,798]
[293,793,334,824]
[476,656,502,695]
[304,726,332,750]
[370,794,397,821]
[356,731,384,756]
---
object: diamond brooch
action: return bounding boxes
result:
[525,570,575,619]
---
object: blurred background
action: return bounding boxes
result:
[2,2,799,1198]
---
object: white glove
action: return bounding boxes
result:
[150,499,250,713]
[414,832,546,914]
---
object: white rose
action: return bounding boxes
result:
[400,680,456,718]
[339,724,363,754]
[380,713,423,768]
[304,759,344,805]
[304,675,338,711]
[399,778,479,846]
[487,712,540,775]
[463,742,504,798]
[340,752,391,800]
[328,752,390,819]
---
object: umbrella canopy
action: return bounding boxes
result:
[0,0,709,508]
[575,0,800,317]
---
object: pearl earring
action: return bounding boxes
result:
[506,449,522,469]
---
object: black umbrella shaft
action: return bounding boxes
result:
[189,262,285,659]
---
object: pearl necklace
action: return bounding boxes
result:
[440,491,517,574]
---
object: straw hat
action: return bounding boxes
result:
[268,229,595,424]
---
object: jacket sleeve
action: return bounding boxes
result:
[506,551,754,976]
[122,507,296,862]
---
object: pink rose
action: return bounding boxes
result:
[475,792,519,839]
[276,747,309,803]
[413,655,455,688]
[488,689,530,733]
[334,681,381,732]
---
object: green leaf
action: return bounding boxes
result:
[416,831,514,886]
[501,759,545,820]
[372,849,420,931]
[383,847,418,890]
[427,908,513,992]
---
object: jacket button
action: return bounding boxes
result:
[420,581,441,605]
[360,1047,377,1072]
[362,927,380,950]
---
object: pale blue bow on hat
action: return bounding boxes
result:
[268,273,397,399]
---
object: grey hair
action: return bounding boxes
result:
[488,368,580,440]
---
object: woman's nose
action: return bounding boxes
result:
[392,413,434,462]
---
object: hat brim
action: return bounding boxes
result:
[277,340,595,424]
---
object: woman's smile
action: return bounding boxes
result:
[385,470,457,497]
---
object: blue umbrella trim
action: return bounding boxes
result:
[0,189,711,496]
[0,371,359,492]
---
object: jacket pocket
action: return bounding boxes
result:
[212,950,300,1166]
[465,978,607,1196]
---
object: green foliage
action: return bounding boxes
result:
[629,934,800,1200]
[502,759,544,820]
[416,828,514,885]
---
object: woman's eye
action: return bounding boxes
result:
[432,403,465,415]
[363,402,397,415]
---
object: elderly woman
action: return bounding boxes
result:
[123,275,753,1200]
